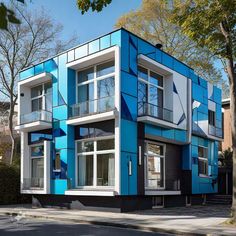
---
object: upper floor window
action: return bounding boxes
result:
[138,65,164,119]
[208,110,215,126]
[31,82,52,112]
[198,146,208,176]
[76,60,115,115]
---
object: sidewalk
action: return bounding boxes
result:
[0,204,235,235]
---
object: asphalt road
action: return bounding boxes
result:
[0,215,171,236]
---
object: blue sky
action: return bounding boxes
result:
[27,0,142,43]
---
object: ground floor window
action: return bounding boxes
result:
[76,137,115,188]
[30,144,44,188]
[198,146,208,176]
[145,142,165,189]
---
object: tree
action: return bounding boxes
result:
[0,4,77,164]
[0,0,24,30]
[171,0,236,220]
[115,0,228,93]
[77,0,112,14]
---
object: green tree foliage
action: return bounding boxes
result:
[77,0,112,14]
[115,0,228,95]
[0,0,24,30]
[219,148,233,168]
[171,0,236,220]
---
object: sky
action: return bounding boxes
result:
[27,0,142,44]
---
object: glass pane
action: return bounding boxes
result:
[138,66,148,81]
[97,153,115,186]
[44,82,52,94]
[147,156,164,188]
[75,44,88,59]
[45,93,52,112]
[147,143,163,156]
[31,145,44,157]
[32,158,44,178]
[198,147,207,158]
[97,77,115,98]
[88,39,99,54]
[78,67,94,83]
[78,155,93,186]
[77,141,94,153]
[150,71,163,87]
[31,85,43,98]
[149,86,158,106]
[31,98,42,112]
[100,35,110,49]
[29,130,52,144]
[97,61,115,77]
[138,81,147,115]
[97,139,114,151]
[94,120,115,137]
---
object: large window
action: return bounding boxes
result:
[198,146,208,176]
[138,65,164,119]
[31,82,52,112]
[30,144,44,188]
[75,120,115,188]
[208,110,215,126]
[76,60,115,115]
[145,142,165,189]
[28,129,52,145]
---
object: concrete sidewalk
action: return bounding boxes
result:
[0,204,235,235]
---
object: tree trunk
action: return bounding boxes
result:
[228,62,236,220]
[8,100,15,165]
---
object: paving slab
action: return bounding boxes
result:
[0,204,235,235]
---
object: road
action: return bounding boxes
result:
[0,215,171,236]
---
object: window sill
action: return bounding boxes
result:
[65,189,116,196]
[199,174,212,178]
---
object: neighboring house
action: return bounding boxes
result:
[16,28,222,212]
[219,98,232,195]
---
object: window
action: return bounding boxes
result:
[138,66,164,119]
[28,129,52,145]
[208,110,215,126]
[145,142,165,189]
[76,60,115,115]
[31,82,52,112]
[198,146,208,176]
[55,152,61,171]
[76,137,115,187]
[30,144,44,188]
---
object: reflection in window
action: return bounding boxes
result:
[31,145,44,157]
[198,146,208,176]
[28,129,52,144]
[97,61,115,77]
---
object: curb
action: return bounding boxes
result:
[0,211,207,236]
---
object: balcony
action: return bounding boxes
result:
[208,124,223,139]
[137,102,177,129]
[15,110,52,132]
[67,96,117,126]
[22,178,44,190]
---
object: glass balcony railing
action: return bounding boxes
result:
[208,124,223,138]
[20,110,52,125]
[138,102,173,123]
[22,178,44,190]
[69,96,115,118]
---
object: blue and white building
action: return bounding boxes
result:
[16,29,223,211]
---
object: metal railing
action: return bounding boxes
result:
[20,110,52,125]
[138,102,173,123]
[69,96,115,118]
[146,178,181,191]
[22,178,44,190]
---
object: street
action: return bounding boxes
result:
[0,215,170,236]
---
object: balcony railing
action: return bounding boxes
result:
[22,178,44,190]
[20,110,52,125]
[69,96,115,118]
[138,102,173,123]
[146,178,181,191]
[208,124,223,138]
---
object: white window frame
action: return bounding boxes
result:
[29,143,44,188]
[198,145,208,177]
[138,65,165,108]
[30,82,52,112]
[144,141,166,190]
[75,135,115,189]
[76,59,115,108]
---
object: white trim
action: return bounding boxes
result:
[137,116,185,130]
[15,121,52,132]
[145,190,181,195]
[65,190,116,196]
[18,72,51,87]
[66,110,117,126]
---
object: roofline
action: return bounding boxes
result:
[20,27,193,74]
